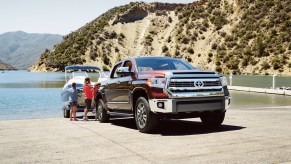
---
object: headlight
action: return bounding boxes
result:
[147,78,167,88]
[220,76,228,86]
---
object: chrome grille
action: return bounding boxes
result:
[169,81,221,87]
[168,78,223,94]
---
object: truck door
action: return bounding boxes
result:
[105,62,122,109]
[114,60,134,110]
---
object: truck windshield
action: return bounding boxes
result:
[135,57,195,71]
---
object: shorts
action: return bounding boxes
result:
[70,101,78,107]
[85,99,92,109]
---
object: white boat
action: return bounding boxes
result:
[61,65,108,118]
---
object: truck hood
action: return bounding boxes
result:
[136,70,219,79]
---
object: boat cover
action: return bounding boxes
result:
[65,66,100,71]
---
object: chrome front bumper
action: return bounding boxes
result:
[149,96,231,113]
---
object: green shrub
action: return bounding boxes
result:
[89,51,97,60]
[254,37,267,57]
[241,56,251,67]
[168,16,173,23]
[165,52,171,57]
[211,43,218,50]
[220,32,226,37]
[119,33,125,39]
[186,56,192,62]
[102,55,110,65]
[181,36,190,44]
[145,35,153,46]
[187,47,194,54]
[166,37,171,43]
[272,62,281,70]
[162,45,169,53]
[102,65,109,71]
[174,49,180,57]
[202,20,209,28]
[215,66,222,73]
[215,60,221,66]
[260,61,270,70]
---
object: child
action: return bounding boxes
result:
[69,82,78,121]
[92,83,99,114]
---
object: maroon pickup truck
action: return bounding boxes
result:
[95,57,230,133]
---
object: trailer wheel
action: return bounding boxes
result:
[63,106,70,118]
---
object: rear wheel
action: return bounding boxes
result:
[200,110,225,128]
[135,97,159,133]
[96,99,109,123]
[63,106,70,118]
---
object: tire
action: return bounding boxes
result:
[96,99,109,123]
[200,110,225,128]
[135,97,159,133]
[63,106,70,118]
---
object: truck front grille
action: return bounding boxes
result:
[169,81,221,87]
[167,78,223,97]
[170,89,222,93]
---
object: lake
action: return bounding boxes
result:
[0,71,290,120]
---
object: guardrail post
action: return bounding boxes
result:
[229,73,233,86]
[272,74,277,89]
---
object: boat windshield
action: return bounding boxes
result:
[65,71,100,82]
[135,57,195,71]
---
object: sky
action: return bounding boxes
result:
[0,0,195,35]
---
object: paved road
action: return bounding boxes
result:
[1,107,291,163]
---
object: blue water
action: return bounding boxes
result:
[0,71,290,120]
[0,71,65,120]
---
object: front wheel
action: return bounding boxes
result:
[63,106,70,118]
[135,97,159,133]
[200,110,225,128]
[96,99,109,123]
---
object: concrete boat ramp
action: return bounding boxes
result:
[229,86,291,96]
[1,106,291,163]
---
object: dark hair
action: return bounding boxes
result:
[72,82,76,88]
[84,77,90,84]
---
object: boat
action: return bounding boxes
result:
[61,65,107,118]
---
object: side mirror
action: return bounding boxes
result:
[116,67,134,76]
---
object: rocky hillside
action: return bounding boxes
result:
[29,0,291,75]
[0,31,62,69]
[0,59,16,70]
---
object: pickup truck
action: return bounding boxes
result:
[95,57,230,133]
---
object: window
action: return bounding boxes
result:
[111,63,122,78]
[123,60,133,72]
[135,57,195,71]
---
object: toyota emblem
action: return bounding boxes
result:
[194,80,204,88]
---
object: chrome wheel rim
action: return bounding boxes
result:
[97,104,103,120]
[136,102,147,129]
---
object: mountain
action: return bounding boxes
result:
[0,31,62,69]
[29,0,291,75]
[0,59,16,70]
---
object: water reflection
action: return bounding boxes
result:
[225,75,291,88]
[230,90,291,109]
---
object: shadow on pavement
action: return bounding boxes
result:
[109,117,246,136]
